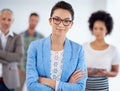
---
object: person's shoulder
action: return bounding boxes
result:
[18,30,27,36]
[82,42,89,47]
[13,32,21,38]
[29,39,41,49]
[36,31,44,38]
[68,39,83,50]
[109,44,118,52]
[109,45,119,61]
[20,32,24,35]
[30,37,46,45]
[69,39,80,46]
[10,32,22,43]
[38,32,44,36]
[109,44,116,48]
[31,38,44,44]
[29,37,48,51]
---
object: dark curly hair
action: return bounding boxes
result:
[88,10,113,35]
[50,1,74,20]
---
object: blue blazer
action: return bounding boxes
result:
[26,36,87,91]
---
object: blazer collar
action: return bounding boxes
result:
[42,35,72,79]
[0,30,14,38]
[0,30,14,50]
[5,36,13,51]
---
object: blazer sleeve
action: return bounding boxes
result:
[26,42,53,91]
[0,35,24,62]
[0,59,7,64]
[57,46,88,91]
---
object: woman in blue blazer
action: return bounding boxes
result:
[26,1,87,91]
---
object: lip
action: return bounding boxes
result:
[59,29,64,31]
[3,24,9,27]
[57,29,65,32]
[95,34,100,37]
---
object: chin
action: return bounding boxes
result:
[96,37,103,40]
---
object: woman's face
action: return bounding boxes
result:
[93,20,107,40]
[49,8,73,37]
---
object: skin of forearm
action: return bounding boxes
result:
[87,68,97,76]
[105,71,118,77]
[39,77,56,89]
[88,69,118,77]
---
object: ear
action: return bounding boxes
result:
[49,18,52,25]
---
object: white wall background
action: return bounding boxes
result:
[106,0,120,90]
[0,0,107,43]
[0,0,120,91]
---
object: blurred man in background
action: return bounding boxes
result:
[17,12,44,91]
[0,8,23,91]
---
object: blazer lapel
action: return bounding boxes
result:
[42,37,72,80]
[0,38,3,49]
[61,39,72,81]
[42,36,51,78]
[5,36,13,51]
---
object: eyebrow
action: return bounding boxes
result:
[53,16,71,20]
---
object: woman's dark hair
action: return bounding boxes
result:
[50,1,74,20]
[88,10,113,35]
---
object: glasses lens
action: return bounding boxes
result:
[51,17,72,26]
[63,20,72,26]
[53,18,61,25]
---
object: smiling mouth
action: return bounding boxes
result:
[57,29,65,32]
[59,30,64,31]
[3,25,9,28]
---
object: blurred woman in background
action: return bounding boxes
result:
[84,10,119,91]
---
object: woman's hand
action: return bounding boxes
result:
[88,67,107,76]
[95,69,107,76]
[95,65,119,77]
[68,69,84,83]
[87,67,98,76]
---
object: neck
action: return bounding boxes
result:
[51,34,65,51]
[91,38,109,50]
[93,39,106,46]
[1,29,9,36]
[28,28,35,36]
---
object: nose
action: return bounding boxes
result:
[4,19,10,25]
[59,21,64,27]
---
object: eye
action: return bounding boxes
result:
[53,18,61,22]
[64,20,71,23]
[93,27,97,30]
[2,18,6,21]
[100,27,104,31]
[8,18,12,22]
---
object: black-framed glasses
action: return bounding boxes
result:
[50,17,72,26]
